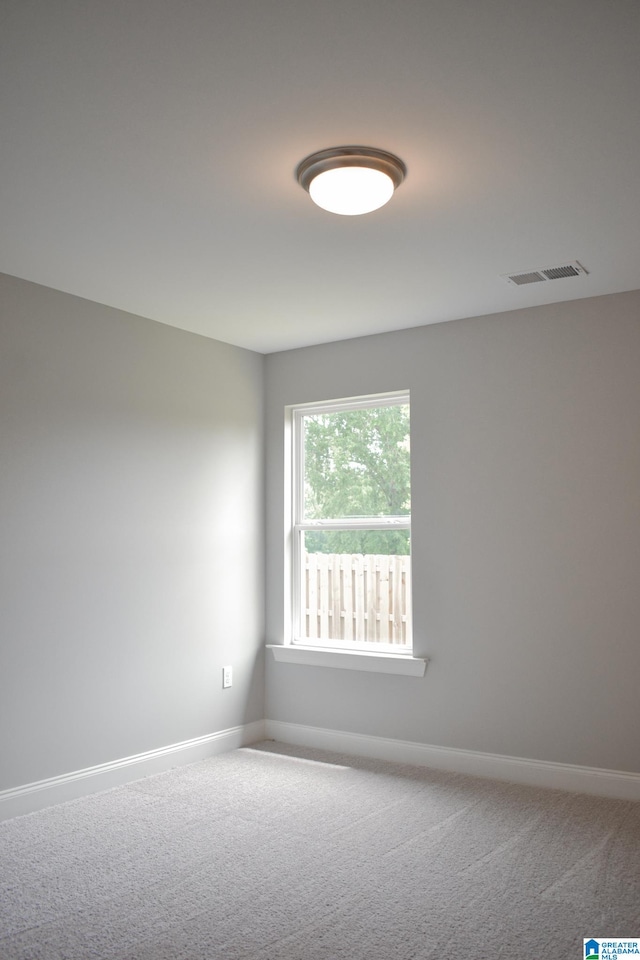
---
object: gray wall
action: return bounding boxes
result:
[3,273,639,790]
[0,274,264,791]
[265,291,640,773]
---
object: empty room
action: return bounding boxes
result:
[1,2,639,958]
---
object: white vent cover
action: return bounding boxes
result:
[501,260,588,286]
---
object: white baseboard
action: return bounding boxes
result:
[0,720,266,821]
[263,720,640,801]
[4,718,638,819]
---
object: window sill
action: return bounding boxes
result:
[266,644,428,676]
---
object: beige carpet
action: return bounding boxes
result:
[1,740,639,959]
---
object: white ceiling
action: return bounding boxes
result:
[1,0,639,354]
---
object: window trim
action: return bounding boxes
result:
[267,643,427,676]
[287,390,413,655]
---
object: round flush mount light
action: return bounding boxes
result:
[296,146,406,216]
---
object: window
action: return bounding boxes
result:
[289,392,411,654]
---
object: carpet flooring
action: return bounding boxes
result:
[1,740,639,959]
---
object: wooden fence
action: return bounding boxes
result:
[303,552,411,645]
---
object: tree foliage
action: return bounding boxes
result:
[303,404,410,555]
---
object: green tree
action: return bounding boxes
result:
[303,404,410,555]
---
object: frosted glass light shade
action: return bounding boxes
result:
[309,166,395,216]
[297,147,406,217]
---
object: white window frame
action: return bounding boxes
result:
[289,391,413,656]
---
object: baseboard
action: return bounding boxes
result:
[263,720,640,801]
[0,720,266,821]
[4,718,638,819]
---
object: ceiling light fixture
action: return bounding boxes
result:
[296,146,406,216]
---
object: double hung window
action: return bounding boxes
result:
[290,392,411,653]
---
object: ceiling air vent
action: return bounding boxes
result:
[501,260,588,287]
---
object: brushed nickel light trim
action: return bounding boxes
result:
[296,146,407,215]
[297,146,407,192]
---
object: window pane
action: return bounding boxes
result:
[302,404,410,520]
[300,530,411,645]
